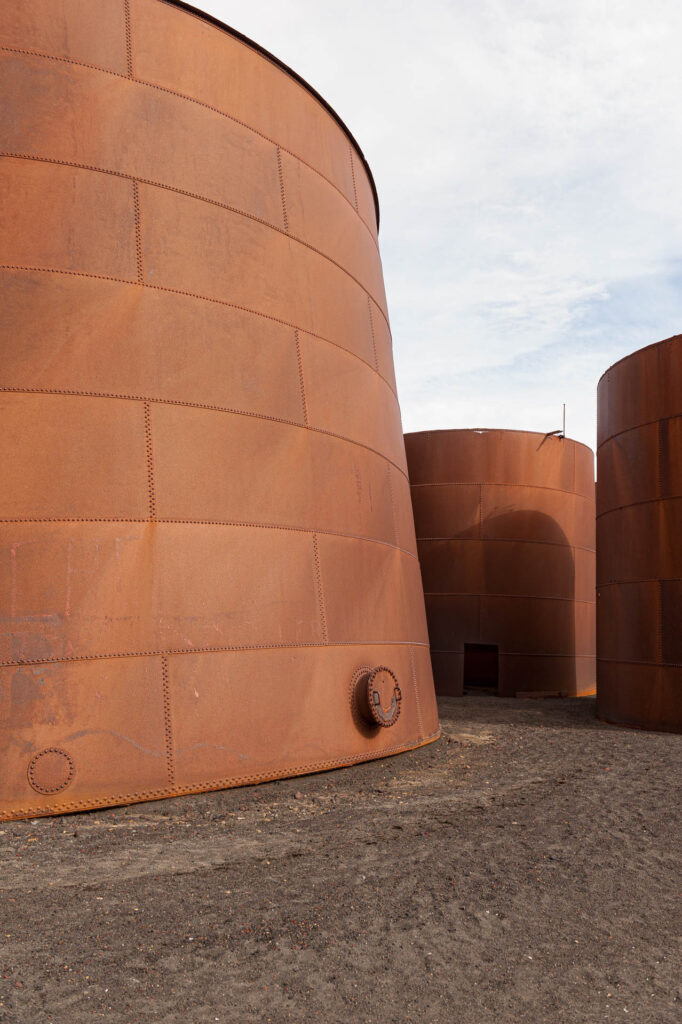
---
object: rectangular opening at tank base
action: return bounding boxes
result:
[463,643,499,694]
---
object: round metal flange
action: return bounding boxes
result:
[363,666,402,728]
[27,748,75,795]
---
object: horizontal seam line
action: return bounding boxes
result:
[0,382,407,480]
[0,265,400,407]
[410,481,594,499]
[0,44,380,250]
[597,412,682,449]
[417,537,595,553]
[597,578,682,586]
[430,650,594,658]
[0,151,390,332]
[0,517,417,558]
[0,731,441,821]
[424,594,595,604]
[0,640,430,670]
[597,658,682,667]
[597,495,682,517]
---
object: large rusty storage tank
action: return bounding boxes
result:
[405,429,596,698]
[597,335,682,732]
[0,0,438,821]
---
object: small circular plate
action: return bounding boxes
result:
[27,748,75,795]
[365,666,402,728]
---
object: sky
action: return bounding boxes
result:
[199,0,682,450]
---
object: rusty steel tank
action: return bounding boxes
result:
[0,0,439,821]
[405,428,596,698]
[597,335,682,733]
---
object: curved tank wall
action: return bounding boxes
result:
[596,334,682,732]
[0,0,438,821]
[405,429,596,698]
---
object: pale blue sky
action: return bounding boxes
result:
[199,0,682,450]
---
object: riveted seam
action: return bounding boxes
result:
[294,329,308,427]
[0,639,429,671]
[0,729,441,822]
[132,179,143,282]
[0,151,389,331]
[143,401,156,519]
[0,377,406,479]
[0,258,397,403]
[311,533,328,643]
[123,0,134,78]
[0,46,380,247]
[276,145,288,233]
[161,656,175,786]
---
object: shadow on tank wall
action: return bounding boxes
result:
[424,509,577,698]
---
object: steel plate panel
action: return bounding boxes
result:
[597,335,682,731]
[407,429,596,697]
[0,0,128,73]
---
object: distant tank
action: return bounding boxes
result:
[405,428,596,698]
[597,335,682,732]
[0,0,438,821]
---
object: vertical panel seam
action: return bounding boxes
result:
[124,0,134,78]
[409,645,424,739]
[656,418,664,667]
[161,656,175,786]
[312,533,328,643]
[143,401,157,519]
[367,296,378,370]
[386,463,399,548]
[294,329,309,426]
[276,146,289,232]
[657,581,664,666]
[479,484,482,538]
[478,486,483,642]
[132,180,143,283]
[348,143,359,212]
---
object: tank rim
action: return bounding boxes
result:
[403,426,594,457]
[161,0,380,230]
[596,332,682,386]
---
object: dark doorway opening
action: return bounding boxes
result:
[463,643,499,694]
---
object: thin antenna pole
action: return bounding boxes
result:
[563,403,566,438]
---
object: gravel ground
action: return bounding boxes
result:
[1,695,680,1024]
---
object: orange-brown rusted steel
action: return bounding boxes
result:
[405,429,596,698]
[0,0,438,821]
[597,335,682,733]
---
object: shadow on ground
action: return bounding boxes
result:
[1,696,679,1024]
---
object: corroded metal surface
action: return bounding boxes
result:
[0,0,438,821]
[597,334,682,733]
[405,429,596,698]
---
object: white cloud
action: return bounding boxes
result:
[196,0,682,448]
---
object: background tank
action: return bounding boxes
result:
[597,334,682,732]
[0,0,438,821]
[405,428,596,698]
